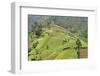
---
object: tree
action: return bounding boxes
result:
[33,41,39,48]
[76,38,82,58]
[35,25,42,38]
[31,22,38,32]
[31,21,43,38]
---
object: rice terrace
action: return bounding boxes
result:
[28,15,88,61]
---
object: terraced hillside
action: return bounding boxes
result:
[28,24,87,61]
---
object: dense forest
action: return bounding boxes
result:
[28,15,88,61]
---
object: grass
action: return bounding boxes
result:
[28,25,87,61]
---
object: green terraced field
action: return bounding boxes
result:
[28,25,87,61]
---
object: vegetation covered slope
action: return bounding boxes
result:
[28,25,87,61]
[28,15,88,61]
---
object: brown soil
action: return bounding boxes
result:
[80,48,88,58]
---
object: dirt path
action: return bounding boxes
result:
[80,48,88,58]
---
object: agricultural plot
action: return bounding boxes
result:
[28,15,88,61]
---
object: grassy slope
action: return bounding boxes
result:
[28,26,87,60]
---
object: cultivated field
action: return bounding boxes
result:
[28,15,88,61]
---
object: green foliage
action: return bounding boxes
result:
[28,16,88,61]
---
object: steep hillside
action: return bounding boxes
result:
[28,25,87,61]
